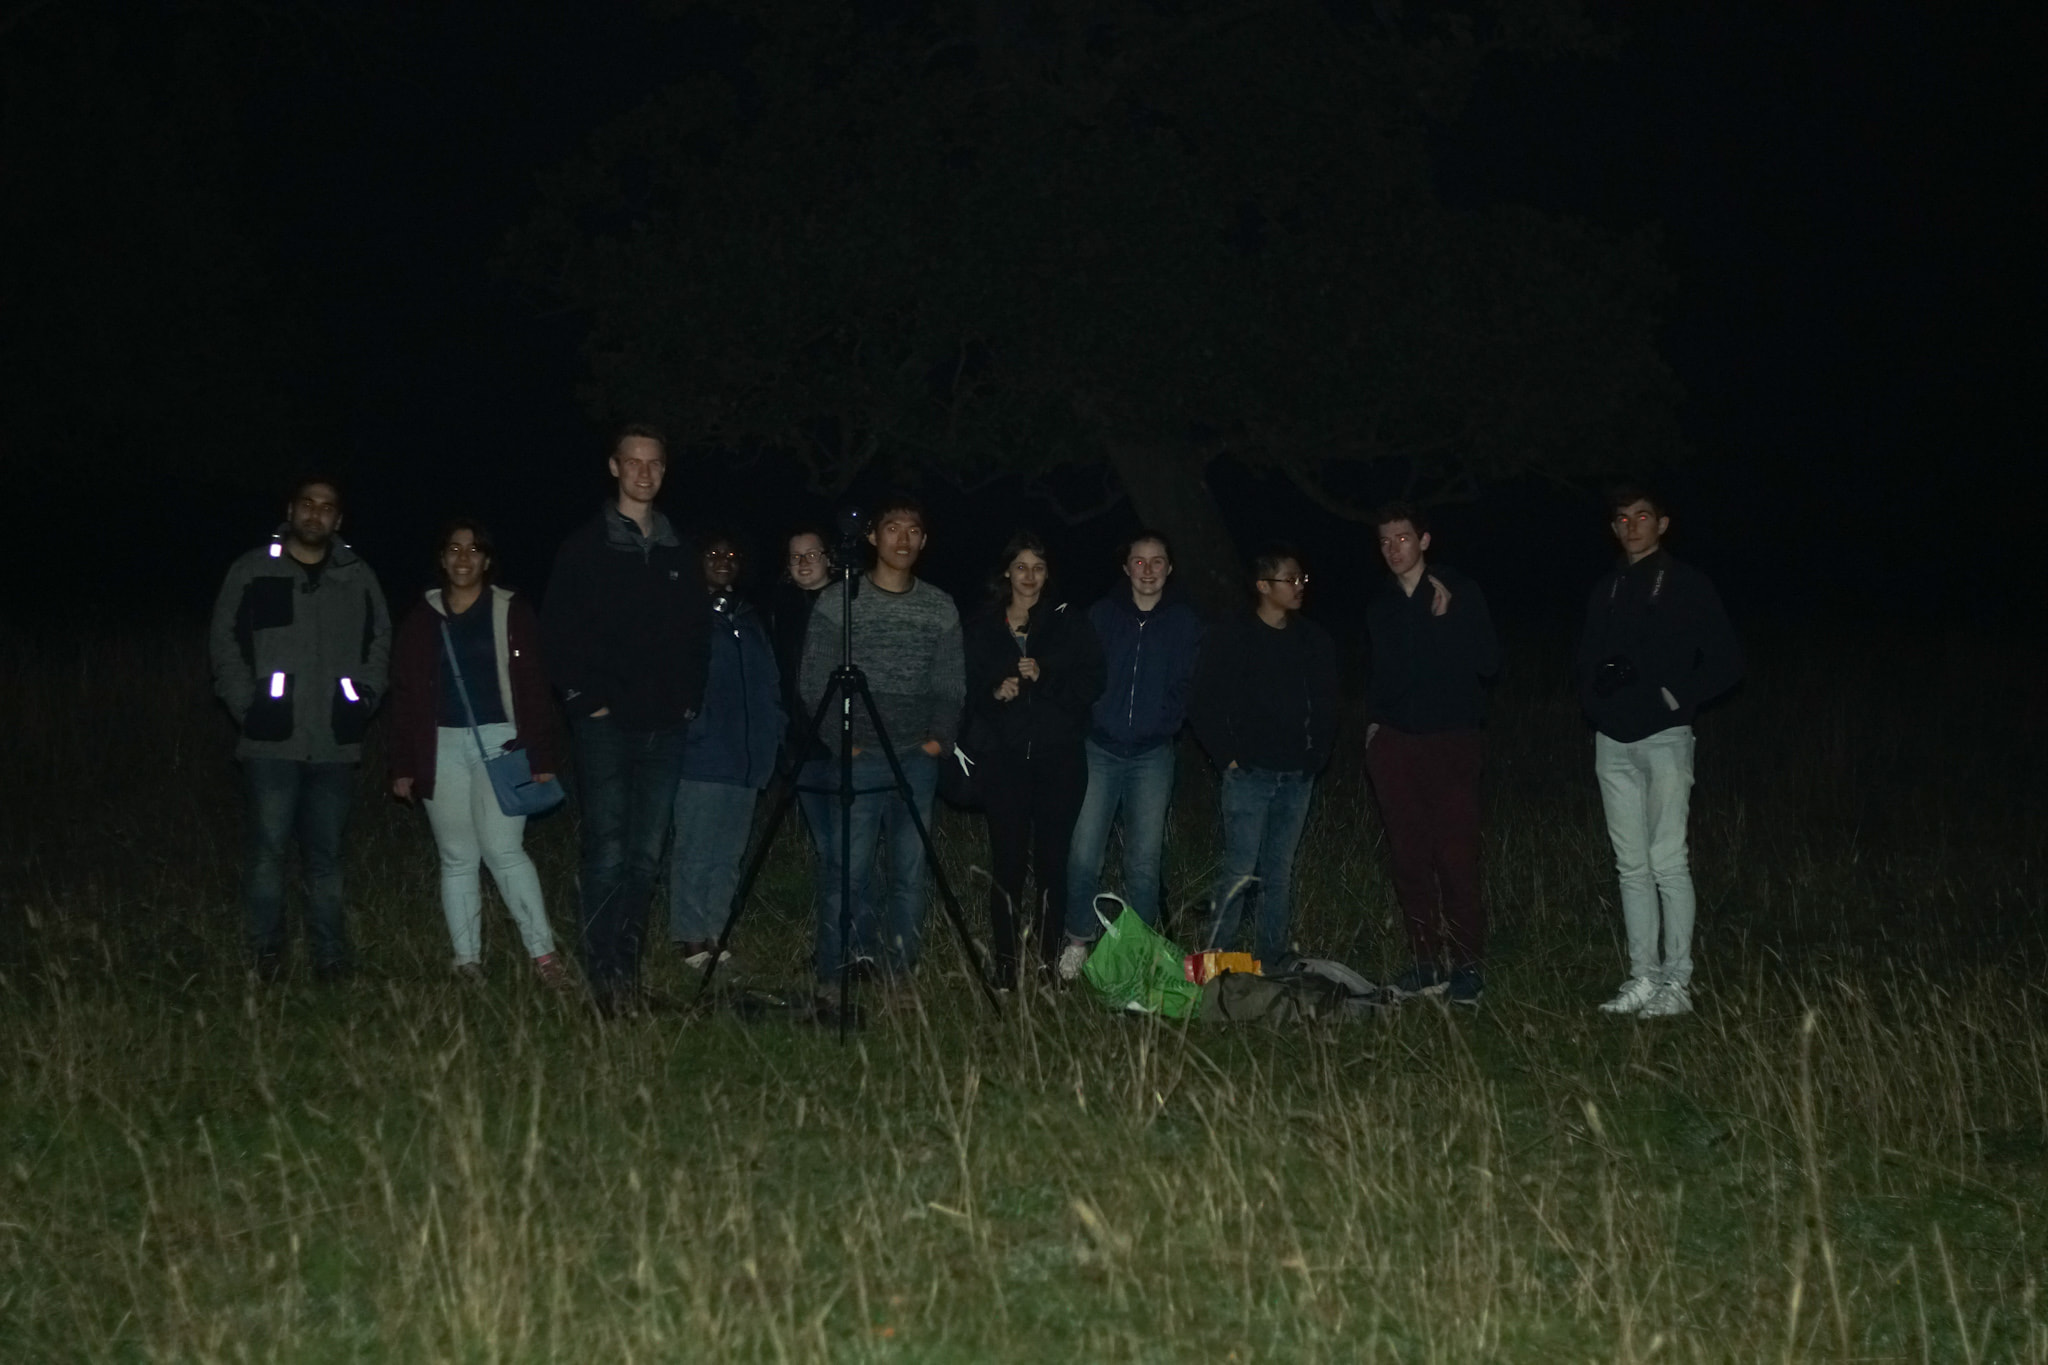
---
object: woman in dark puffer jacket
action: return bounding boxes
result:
[961,532,1104,986]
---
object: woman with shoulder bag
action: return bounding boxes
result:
[388,520,569,986]
[962,532,1105,987]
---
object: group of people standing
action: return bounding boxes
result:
[207,425,1740,1020]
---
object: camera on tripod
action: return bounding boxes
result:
[831,505,869,571]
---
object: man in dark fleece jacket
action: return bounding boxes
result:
[542,425,712,1015]
[1577,486,1742,1020]
[1191,547,1340,965]
[1364,503,1500,1005]
[1061,531,1204,965]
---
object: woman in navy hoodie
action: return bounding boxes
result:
[962,532,1104,986]
[668,532,783,970]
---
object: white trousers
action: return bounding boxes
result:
[423,724,555,965]
[1595,726,1697,987]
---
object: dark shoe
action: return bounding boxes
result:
[810,982,864,1029]
[452,961,486,985]
[592,982,644,1020]
[252,952,286,985]
[1387,962,1447,1000]
[532,953,573,991]
[1448,963,1484,1007]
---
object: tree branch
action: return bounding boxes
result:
[1022,467,1128,526]
[1280,465,1388,524]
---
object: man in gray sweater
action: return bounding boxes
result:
[797,497,965,997]
[208,476,391,980]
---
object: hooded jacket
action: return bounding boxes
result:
[208,528,392,763]
[541,503,711,729]
[683,596,784,788]
[386,587,563,801]
[1083,589,1205,757]
[962,599,1105,757]
[1576,549,1743,743]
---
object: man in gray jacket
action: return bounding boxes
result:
[209,477,391,980]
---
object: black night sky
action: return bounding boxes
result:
[3,0,2042,631]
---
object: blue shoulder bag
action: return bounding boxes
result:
[439,618,566,818]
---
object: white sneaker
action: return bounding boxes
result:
[1056,941,1090,982]
[1598,977,1659,1014]
[1637,982,1693,1018]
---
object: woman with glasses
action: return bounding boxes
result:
[388,520,568,985]
[961,531,1104,986]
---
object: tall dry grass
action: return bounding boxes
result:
[1,621,2044,1361]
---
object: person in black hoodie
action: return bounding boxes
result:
[1576,485,1742,1020]
[541,425,712,1016]
[1191,546,1340,965]
[962,532,1105,986]
[1364,503,1500,1006]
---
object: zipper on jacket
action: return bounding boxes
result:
[1125,615,1148,733]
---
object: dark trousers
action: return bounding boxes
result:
[242,758,355,969]
[981,742,1087,986]
[1365,726,1485,969]
[570,713,687,996]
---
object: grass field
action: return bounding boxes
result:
[2,623,2045,1362]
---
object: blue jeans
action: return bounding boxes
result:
[1206,766,1315,963]
[1064,738,1177,938]
[571,714,687,993]
[797,750,938,982]
[668,779,760,945]
[242,758,355,969]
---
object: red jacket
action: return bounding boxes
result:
[388,587,564,800]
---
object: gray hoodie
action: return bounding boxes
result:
[208,527,392,763]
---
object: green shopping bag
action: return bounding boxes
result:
[1080,894,1204,1018]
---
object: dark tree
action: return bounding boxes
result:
[511,0,1680,608]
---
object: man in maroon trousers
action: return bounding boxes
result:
[1364,503,1500,1005]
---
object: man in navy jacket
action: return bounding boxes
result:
[668,532,781,973]
[1363,503,1499,1005]
[1059,531,1204,977]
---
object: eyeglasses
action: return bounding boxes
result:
[1261,575,1308,588]
[787,550,824,565]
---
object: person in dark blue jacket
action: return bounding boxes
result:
[668,531,783,971]
[1059,530,1204,977]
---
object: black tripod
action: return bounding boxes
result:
[697,536,1000,1032]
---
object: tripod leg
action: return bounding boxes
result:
[837,697,858,1039]
[694,774,798,1004]
[696,679,846,1005]
[850,679,1002,1014]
